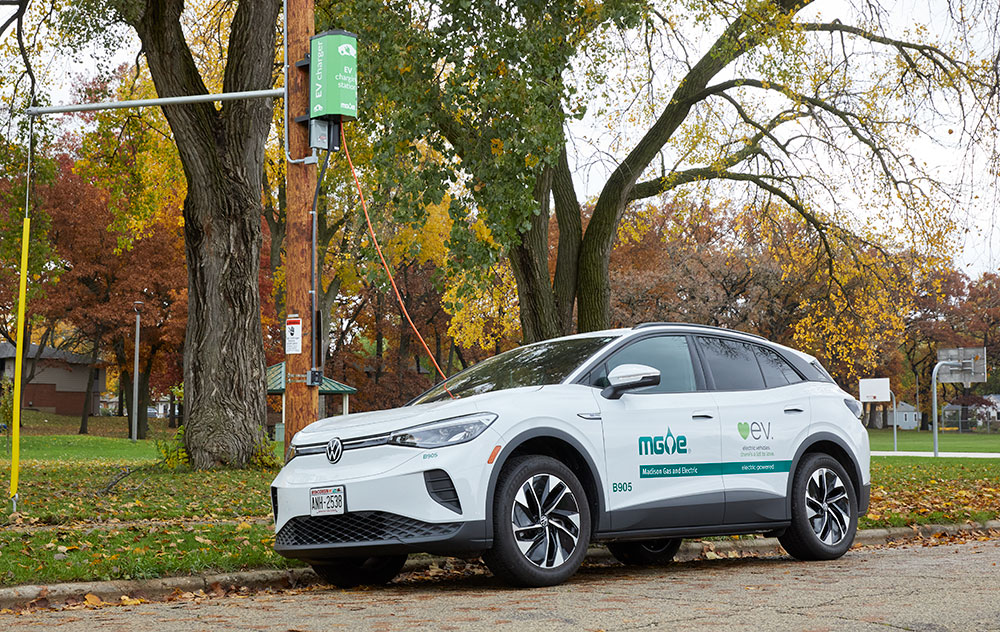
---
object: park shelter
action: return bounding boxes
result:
[265,362,356,429]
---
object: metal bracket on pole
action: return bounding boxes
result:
[26,89,284,116]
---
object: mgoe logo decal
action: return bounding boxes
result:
[638,428,688,455]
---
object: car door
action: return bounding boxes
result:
[695,336,811,524]
[592,335,724,531]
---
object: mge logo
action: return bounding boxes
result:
[638,428,688,455]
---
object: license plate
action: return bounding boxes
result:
[309,486,346,516]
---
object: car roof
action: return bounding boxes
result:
[529,323,819,366]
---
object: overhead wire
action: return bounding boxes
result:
[340,125,454,399]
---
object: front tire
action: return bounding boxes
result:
[607,538,682,566]
[311,554,408,588]
[482,455,591,587]
[779,453,858,561]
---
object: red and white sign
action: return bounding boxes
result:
[285,315,302,355]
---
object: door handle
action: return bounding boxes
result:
[691,410,715,420]
[784,407,805,414]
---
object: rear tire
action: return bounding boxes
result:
[482,455,591,587]
[607,538,682,566]
[311,554,408,588]
[779,453,858,561]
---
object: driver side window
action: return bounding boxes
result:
[589,336,697,394]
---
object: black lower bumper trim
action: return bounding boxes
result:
[275,514,489,561]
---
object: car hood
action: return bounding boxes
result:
[291,385,543,445]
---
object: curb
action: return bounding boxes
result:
[2,520,998,610]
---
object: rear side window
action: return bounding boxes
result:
[754,346,804,388]
[697,337,765,391]
[590,335,697,394]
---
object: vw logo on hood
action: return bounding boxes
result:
[325,437,344,464]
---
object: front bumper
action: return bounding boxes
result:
[271,430,500,561]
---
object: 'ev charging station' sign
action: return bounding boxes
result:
[310,30,358,121]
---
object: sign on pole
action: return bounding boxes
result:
[936,347,987,385]
[286,315,303,355]
[310,30,358,121]
[859,378,891,402]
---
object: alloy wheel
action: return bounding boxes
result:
[510,473,581,568]
[805,467,851,545]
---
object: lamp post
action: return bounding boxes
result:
[132,301,143,442]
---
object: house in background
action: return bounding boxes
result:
[0,343,105,416]
[889,402,919,430]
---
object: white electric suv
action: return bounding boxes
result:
[271,323,870,587]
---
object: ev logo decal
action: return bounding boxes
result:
[638,428,688,455]
[738,421,772,440]
[338,43,357,57]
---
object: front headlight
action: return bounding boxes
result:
[284,444,297,464]
[388,412,498,448]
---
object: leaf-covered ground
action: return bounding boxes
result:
[2,460,275,526]
[0,523,296,587]
[864,456,1000,527]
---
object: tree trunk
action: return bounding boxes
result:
[78,342,100,435]
[126,0,279,467]
[508,166,561,343]
[168,390,176,429]
[137,360,152,440]
[116,377,125,417]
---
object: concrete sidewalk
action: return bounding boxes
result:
[2,520,998,611]
[872,450,1000,458]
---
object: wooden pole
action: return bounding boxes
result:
[284,0,318,443]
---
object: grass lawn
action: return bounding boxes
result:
[867,428,1000,452]
[0,425,997,587]
[14,410,175,440]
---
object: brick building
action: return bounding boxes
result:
[0,343,106,416]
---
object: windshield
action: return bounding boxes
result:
[411,336,617,404]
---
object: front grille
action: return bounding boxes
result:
[424,469,462,514]
[276,511,462,547]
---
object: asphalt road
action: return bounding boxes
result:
[5,538,1000,631]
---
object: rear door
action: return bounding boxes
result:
[695,336,810,524]
[593,335,724,531]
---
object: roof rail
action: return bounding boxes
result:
[631,322,768,341]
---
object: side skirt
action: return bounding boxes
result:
[594,521,791,543]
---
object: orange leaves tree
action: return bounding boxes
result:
[40,152,187,437]
[323,0,998,342]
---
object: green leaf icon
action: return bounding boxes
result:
[738,422,750,440]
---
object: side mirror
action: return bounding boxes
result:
[601,364,661,400]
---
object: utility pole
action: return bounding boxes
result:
[284,0,319,443]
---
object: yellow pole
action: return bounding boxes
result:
[9,217,30,509]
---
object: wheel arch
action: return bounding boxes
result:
[486,428,607,538]
[786,432,865,517]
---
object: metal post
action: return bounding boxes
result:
[931,360,960,457]
[891,390,897,452]
[132,301,143,442]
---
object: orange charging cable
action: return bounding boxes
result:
[341,126,455,399]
